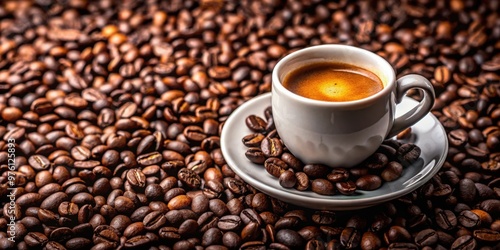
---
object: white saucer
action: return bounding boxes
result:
[221,93,448,210]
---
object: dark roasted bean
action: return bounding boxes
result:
[311,179,335,195]
[303,164,330,179]
[356,175,382,191]
[264,158,288,178]
[218,215,242,231]
[260,137,283,157]
[245,115,267,132]
[242,133,265,147]
[451,235,476,250]
[397,144,421,164]
[473,229,500,242]
[340,227,360,249]
[279,170,297,188]
[245,148,266,164]
[414,229,438,247]
[276,229,304,248]
[336,181,357,195]
[458,210,480,228]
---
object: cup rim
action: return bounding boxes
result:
[272,44,396,107]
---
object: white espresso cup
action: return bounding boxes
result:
[272,45,435,167]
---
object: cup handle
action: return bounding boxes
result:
[387,74,435,138]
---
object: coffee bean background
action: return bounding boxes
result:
[0,0,499,249]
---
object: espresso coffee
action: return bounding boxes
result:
[283,62,384,102]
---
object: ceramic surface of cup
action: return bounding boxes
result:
[272,45,435,167]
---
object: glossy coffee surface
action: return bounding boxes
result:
[283,62,383,102]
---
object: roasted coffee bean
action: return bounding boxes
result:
[295,172,310,191]
[448,129,469,147]
[197,211,218,234]
[312,211,336,225]
[458,178,477,202]
[58,201,79,217]
[184,125,207,142]
[360,231,381,250]
[245,148,266,164]
[279,170,297,188]
[178,219,198,236]
[143,210,167,231]
[41,192,68,211]
[451,235,476,250]
[356,175,382,191]
[218,215,242,231]
[276,229,304,248]
[93,225,119,245]
[384,226,411,243]
[126,169,146,188]
[109,215,132,234]
[251,193,269,212]
[327,168,349,182]
[71,146,91,161]
[365,153,388,169]
[397,144,421,164]
[159,226,181,241]
[50,227,74,243]
[191,194,209,214]
[303,164,330,179]
[261,137,283,157]
[178,168,201,189]
[113,196,135,215]
[222,231,241,249]
[24,232,48,248]
[172,240,195,250]
[381,162,403,182]
[245,115,267,132]
[242,133,265,147]
[297,226,322,242]
[434,65,451,84]
[387,242,418,250]
[38,208,59,225]
[435,209,457,230]
[469,209,492,226]
[264,158,288,178]
[137,152,162,166]
[66,237,93,249]
[336,181,357,195]
[281,153,304,171]
[167,194,192,210]
[240,240,265,250]
[340,227,361,249]
[65,123,84,140]
[473,229,500,242]
[29,155,51,170]
[74,160,100,169]
[240,208,263,226]
[433,183,453,197]
[187,160,208,175]
[458,210,480,228]
[346,215,368,230]
[45,241,67,250]
[124,235,153,248]
[202,227,223,246]
[122,222,145,238]
[311,179,335,195]
[479,199,500,215]
[414,229,438,247]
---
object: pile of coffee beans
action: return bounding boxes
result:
[243,107,421,195]
[0,0,499,249]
